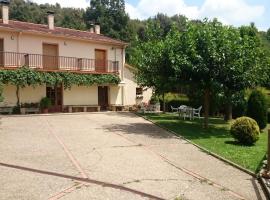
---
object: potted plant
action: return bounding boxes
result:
[40,97,51,113]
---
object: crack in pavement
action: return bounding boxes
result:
[0,162,165,200]
[99,123,248,200]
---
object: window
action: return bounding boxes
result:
[136,87,143,95]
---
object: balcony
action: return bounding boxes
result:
[0,52,119,74]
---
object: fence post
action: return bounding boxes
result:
[268,130,270,171]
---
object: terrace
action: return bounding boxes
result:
[0,51,119,74]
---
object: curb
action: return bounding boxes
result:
[136,113,270,200]
[136,113,257,177]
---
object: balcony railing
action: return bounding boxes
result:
[0,52,119,74]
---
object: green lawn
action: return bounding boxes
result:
[143,113,268,173]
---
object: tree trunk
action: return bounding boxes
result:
[162,93,166,113]
[16,85,20,106]
[204,88,210,129]
[224,103,232,121]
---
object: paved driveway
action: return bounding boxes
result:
[0,112,266,200]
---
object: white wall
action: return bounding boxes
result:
[0,84,46,107]
[123,65,152,106]
[20,85,46,103]
[63,86,98,105]
[0,30,124,74]
[109,85,122,105]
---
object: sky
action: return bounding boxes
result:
[32,0,270,31]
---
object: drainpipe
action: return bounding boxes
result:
[17,32,22,65]
[121,48,125,106]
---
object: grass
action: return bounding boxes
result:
[143,113,268,173]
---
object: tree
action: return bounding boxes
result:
[84,0,131,41]
[167,20,268,126]
[218,25,267,121]
[168,19,228,128]
[131,22,177,112]
[9,0,87,30]
[267,28,270,41]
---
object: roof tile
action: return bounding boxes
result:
[0,20,127,46]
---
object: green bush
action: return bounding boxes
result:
[247,90,268,130]
[232,92,247,119]
[40,97,52,109]
[12,105,21,114]
[150,95,160,104]
[230,117,260,145]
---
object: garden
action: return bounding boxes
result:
[131,19,270,174]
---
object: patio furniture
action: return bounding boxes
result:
[171,106,179,113]
[183,107,193,120]
[192,106,202,119]
[178,105,188,119]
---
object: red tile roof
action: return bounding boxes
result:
[0,20,127,46]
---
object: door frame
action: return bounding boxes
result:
[46,84,63,113]
[95,49,107,72]
[98,86,109,110]
[42,42,59,70]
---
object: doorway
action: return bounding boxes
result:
[95,49,106,72]
[46,85,63,112]
[43,43,59,70]
[98,86,108,111]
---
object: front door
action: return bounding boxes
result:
[46,85,63,112]
[43,43,59,70]
[98,86,108,111]
[95,49,106,72]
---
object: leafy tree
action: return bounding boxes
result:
[167,19,228,128]
[218,25,268,121]
[267,28,270,41]
[9,0,87,30]
[131,22,177,112]
[84,0,131,41]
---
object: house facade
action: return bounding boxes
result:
[0,2,152,113]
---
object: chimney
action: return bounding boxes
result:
[47,11,55,30]
[1,0,10,24]
[95,23,100,34]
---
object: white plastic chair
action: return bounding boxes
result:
[192,106,202,119]
[171,106,179,113]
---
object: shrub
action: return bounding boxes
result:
[40,97,52,109]
[247,90,268,130]
[149,95,159,105]
[12,105,21,114]
[230,117,260,145]
[232,92,247,119]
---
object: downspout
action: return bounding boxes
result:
[17,31,22,65]
[121,48,125,106]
